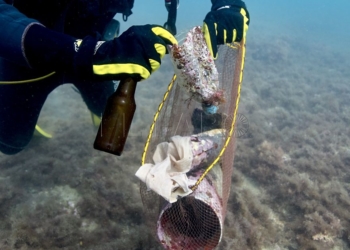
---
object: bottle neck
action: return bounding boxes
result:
[116,78,137,97]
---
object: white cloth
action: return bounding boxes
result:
[135,136,194,203]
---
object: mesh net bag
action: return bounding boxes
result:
[136,26,246,250]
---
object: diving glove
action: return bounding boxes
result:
[203,0,250,59]
[92,25,177,81]
[24,24,177,81]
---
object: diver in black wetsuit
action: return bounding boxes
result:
[0,0,249,155]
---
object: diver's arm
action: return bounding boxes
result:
[0,0,39,66]
[0,0,84,70]
[0,0,176,81]
[23,24,176,81]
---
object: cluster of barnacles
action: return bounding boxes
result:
[190,135,216,168]
[170,26,225,106]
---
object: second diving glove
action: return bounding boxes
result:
[23,24,177,81]
[203,0,250,59]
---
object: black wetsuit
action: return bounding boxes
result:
[0,0,133,154]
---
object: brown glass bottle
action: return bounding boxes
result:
[94,78,137,156]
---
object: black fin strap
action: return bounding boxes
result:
[164,0,177,36]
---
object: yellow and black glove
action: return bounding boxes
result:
[24,24,177,81]
[91,25,177,81]
[203,0,250,59]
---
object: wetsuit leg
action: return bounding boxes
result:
[71,78,115,116]
[0,59,61,155]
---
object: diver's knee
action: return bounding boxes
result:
[0,142,25,155]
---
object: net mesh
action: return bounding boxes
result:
[139,31,245,249]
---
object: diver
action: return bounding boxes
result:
[0,0,249,155]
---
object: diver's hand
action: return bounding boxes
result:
[90,25,177,81]
[203,0,250,59]
[23,24,176,81]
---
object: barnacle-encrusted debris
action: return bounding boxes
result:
[169,26,225,106]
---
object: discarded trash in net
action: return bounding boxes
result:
[136,129,225,203]
[137,26,247,249]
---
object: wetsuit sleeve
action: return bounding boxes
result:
[0,1,77,72]
[0,0,40,66]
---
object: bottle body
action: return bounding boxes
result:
[94,78,137,156]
